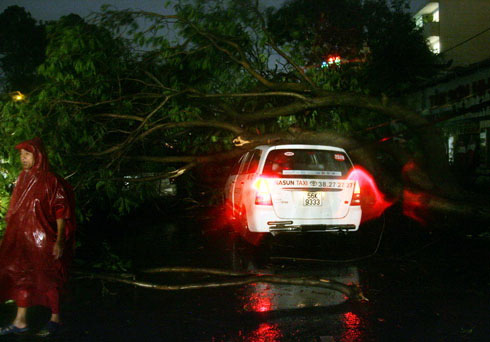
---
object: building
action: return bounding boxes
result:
[408,0,490,178]
[413,0,490,67]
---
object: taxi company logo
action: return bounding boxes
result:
[276,180,295,185]
[275,180,308,186]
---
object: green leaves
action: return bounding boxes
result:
[0,6,46,92]
[277,115,297,129]
[0,0,439,233]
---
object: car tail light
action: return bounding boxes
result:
[254,177,272,206]
[351,181,361,206]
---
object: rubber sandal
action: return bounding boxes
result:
[36,321,61,337]
[0,324,29,335]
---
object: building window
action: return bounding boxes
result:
[414,2,440,27]
[416,16,423,28]
[448,135,455,164]
[432,9,439,22]
[427,36,440,54]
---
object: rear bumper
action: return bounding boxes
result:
[247,205,362,233]
[268,224,357,234]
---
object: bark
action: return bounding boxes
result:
[235,128,356,150]
[74,267,367,302]
[138,120,244,140]
[111,163,197,182]
[124,147,249,165]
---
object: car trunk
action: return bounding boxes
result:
[266,178,355,219]
[260,148,355,219]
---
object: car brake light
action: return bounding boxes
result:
[254,177,272,206]
[351,181,361,206]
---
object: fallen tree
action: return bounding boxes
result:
[74,266,367,302]
[2,0,486,226]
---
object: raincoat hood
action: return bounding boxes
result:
[15,137,50,172]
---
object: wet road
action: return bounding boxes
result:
[1,209,489,341]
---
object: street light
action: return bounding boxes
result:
[10,91,26,102]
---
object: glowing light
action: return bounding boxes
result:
[253,177,270,192]
[351,181,361,206]
[254,177,272,205]
[347,166,394,222]
[246,323,282,342]
[401,160,430,225]
[433,10,439,22]
[427,36,440,54]
[402,190,429,225]
[247,288,273,312]
[340,312,362,342]
[322,55,342,68]
[402,160,417,174]
[203,203,236,234]
[328,56,341,65]
[10,91,26,102]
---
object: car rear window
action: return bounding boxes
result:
[262,149,351,179]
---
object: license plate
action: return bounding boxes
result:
[303,192,321,206]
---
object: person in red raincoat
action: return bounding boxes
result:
[0,138,76,336]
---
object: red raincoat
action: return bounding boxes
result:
[0,138,76,313]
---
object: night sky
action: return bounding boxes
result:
[0,0,424,21]
[0,0,174,21]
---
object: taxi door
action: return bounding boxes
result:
[225,154,247,206]
[234,150,262,220]
[232,152,252,218]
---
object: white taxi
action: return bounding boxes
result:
[224,144,362,235]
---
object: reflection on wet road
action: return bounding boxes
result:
[341,312,362,342]
[244,323,283,342]
[2,213,488,341]
[194,227,372,341]
[239,266,359,312]
[231,262,365,341]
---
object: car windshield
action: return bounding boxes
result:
[262,149,351,179]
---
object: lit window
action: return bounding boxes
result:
[448,136,454,164]
[432,40,440,53]
[432,10,439,22]
[415,16,423,28]
[427,36,440,54]
[414,2,439,27]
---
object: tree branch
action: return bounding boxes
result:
[189,91,310,102]
[234,128,355,150]
[56,93,166,109]
[124,148,249,164]
[112,163,197,182]
[93,113,145,122]
[239,92,429,128]
[104,10,311,93]
[74,268,366,301]
[168,12,310,93]
[250,2,318,89]
[138,120,244,141]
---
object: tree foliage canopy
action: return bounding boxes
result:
[1,0,449,232]
[267,0,438,95]
[0,5,46,92]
